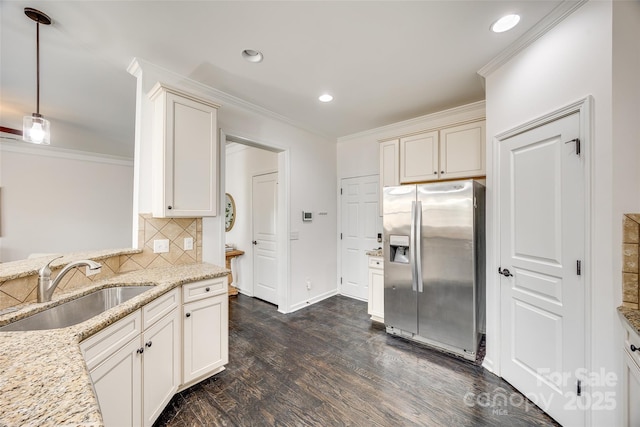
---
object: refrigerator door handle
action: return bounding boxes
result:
[415,201,423,293]
[410,201,417,292]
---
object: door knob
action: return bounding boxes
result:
[631,344,639,352]
[252,240,258,245]
[498,267,513,277]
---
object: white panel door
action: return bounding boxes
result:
[341,175,380,300]
[499,112,585,426]
[252,172,278,304]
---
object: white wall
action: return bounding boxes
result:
[0,142,133,261]
[484,2,639,425]
[129,58,337,313]
[337,101,486,181]
[225,143,278,294]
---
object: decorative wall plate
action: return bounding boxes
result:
[225,193,236,232]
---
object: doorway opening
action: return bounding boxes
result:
[222,133,288,311]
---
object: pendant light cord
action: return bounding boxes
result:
[36,21,40,115]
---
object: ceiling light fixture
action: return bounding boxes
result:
[23,7,52,145]
[242,49,263,63]
[318,94,333,103]
[491,14,520,33]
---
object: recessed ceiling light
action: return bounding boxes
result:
[319,94,333,103]
[242,49,263,63]
[491,14,521,33]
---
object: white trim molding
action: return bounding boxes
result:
[0,140,134,166]
[478,0,588,78]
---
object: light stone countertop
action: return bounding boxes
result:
[0,247,142,282]
[366,249,383,257]
[0,263,229,427]
[619,306,640,337]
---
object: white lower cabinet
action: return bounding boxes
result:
[367,256,384,323]
[183,279,229,386]
[622,320,640,426]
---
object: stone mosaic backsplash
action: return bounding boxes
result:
[623,214,640,309]
[0,214,202,311]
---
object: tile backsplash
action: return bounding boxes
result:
[0,214,201,310]
[623,214,640,309]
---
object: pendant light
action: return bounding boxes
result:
[22,7,52,145]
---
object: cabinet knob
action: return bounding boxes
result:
[167,205,173,210]
[136,348,144,354]
[205,287,210,292]
[186,312,191,318]
[145,341,152,348]
[632,344,639,352]
[433,171,437,175]
[441,171,445,174]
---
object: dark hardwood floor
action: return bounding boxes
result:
[154,295,558,427]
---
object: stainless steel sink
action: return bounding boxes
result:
[0,286,154,332]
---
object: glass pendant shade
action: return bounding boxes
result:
[23,113,50,145]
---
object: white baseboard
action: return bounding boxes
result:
[285,289,339,314]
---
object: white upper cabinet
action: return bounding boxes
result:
[380,119,485,188]
[399,131,439,183]
[439,121,486,179]
[149,83,220,218]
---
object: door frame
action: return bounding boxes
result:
[489,96,593,396]
[220,130,291,313]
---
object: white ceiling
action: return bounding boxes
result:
[0,1,565,158]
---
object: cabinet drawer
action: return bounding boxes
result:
[81,310,142,371]
[143,288,180,330]
[369,256,383,269]
[183,278,226,303]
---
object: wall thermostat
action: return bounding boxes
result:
[302,211,313,222]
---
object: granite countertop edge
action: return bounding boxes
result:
[0,247,143,282]
[0,262,229,427]
[618,305,640,337]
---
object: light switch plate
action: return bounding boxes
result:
[153,239,170,253]
[184,237,194,251]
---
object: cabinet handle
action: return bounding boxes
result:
[136,348,144,354]
[186,312,191,318]
[145,341,152,348]
[167,205,173,210]
[433,171,437,175]
[631,344,639,352]
[205,287,210,292]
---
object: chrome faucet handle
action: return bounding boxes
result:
[38,255,63,279]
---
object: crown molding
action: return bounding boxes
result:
[337,100,486,143]
[477,0,588,78]
[128,58,332,141]
[0,140,134,166]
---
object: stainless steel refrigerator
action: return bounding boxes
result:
[383,180,485,361]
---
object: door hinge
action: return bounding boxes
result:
[577,379,582,396]
[340,233,343,240]
[340,188,343,195]
[577,260,582,276]
[340,277,343,284]
[564,138,581,157]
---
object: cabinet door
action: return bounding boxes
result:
[89,337,142,427]
[160,90,218,217]
[439,121,485,179]
[379,139,399,216]
[368,265,384,323]
[624,350,640,426]
[142,308,180,427]
[400,131,439,183]
[183,293,229,384]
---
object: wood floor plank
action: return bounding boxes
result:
[154,295,559,427]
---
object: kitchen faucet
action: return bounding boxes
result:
[37,256,102,303]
